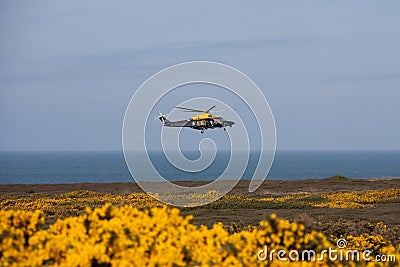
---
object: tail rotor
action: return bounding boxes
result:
[156,110,168,124]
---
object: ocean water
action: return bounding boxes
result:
[0,151,399,184]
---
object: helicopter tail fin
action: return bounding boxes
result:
[157,111,171,126]
[159,116,172,126]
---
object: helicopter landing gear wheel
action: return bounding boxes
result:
[223,128,226,131]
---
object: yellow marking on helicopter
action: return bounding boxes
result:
[191,114,221,120]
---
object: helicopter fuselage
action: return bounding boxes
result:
[159,113,234,133]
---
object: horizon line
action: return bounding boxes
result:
[1,149,400,152]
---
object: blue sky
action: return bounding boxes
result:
[1,1,400,150]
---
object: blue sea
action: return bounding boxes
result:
[0,151,399,184]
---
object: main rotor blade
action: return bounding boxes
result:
[204,105,216,113]
[175,106,204,113]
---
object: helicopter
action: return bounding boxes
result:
[157,105,235,133]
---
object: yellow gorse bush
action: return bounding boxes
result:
[0,188,399,219]
[1,204,399,267]
[313,188,400,209]
[256,188,400,209]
